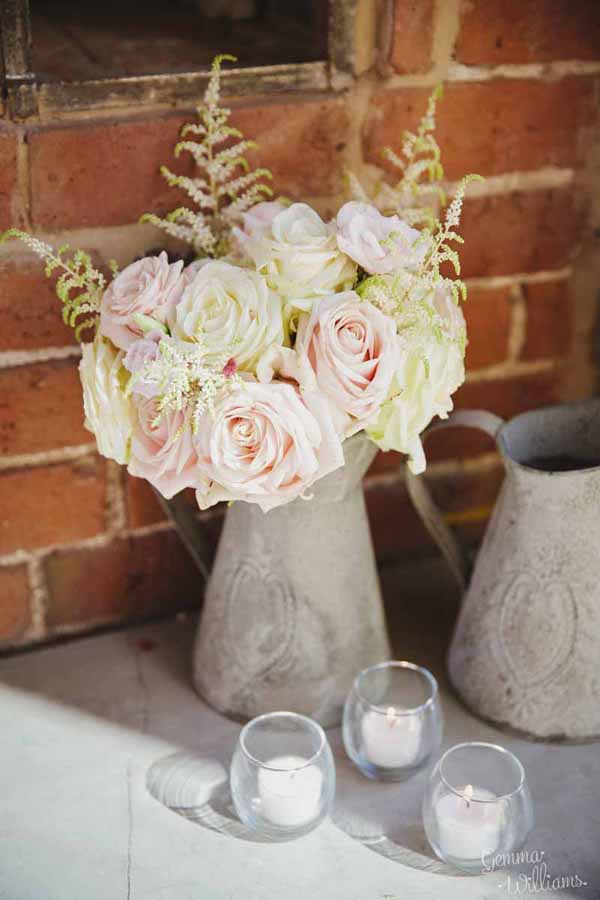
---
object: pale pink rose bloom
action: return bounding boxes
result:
[336,201,428,275]
[182,258,208,282]
[231,200,288,256]
[194,380,344,512]
[123,331,163,398]
[242,200,288,235]
[128,396,201,499]
[100,252,186,350]
[294,291,398,436]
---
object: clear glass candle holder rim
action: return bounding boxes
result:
[353,660,439,715]
[438,741,527,803]
[238,710,327,772]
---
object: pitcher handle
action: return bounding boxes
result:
[405,410,505,594]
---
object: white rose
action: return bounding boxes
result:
[336,201,429,275]
[367,285,466,473]
[79,335,134,465]
[234,202,357,319]
[168,259,284,372]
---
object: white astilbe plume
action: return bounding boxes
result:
[130,336,241,433]
[346,84,447,229]
[141,54,273,258]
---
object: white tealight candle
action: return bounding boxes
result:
[257,755,323,828]
[436,784,502,860]
[361,706,422,768]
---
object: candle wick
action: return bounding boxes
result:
[463,784,474,809]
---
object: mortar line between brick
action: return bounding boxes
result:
[507,283,527,361]
[105,461,127,534]
[15,129,32,231]
[0,503,226,570]
[0,520,176,570]
[466,358,558,383]
[0,443,96,473]
[26,556,48,641]
[465,268,572,289]
[444,167,574,197]
[430,0,462,78]
[0,345,81,370]
[382,59,600,88]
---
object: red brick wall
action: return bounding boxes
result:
[0,0,599,648]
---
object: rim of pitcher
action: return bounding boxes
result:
[496,402,600,477]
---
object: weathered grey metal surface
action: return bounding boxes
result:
[193,432,391,728]
[0,558,598,899]
[410,400,600,741]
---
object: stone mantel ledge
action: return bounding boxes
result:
[0,558,598,899]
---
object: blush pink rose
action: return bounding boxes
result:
[194,380,344,512]
[128,396,201,499]
[100,252,186,350]
[293,291,398,436]
[231,200,288,257]
[336,201,427,275]
[123,331,164,398]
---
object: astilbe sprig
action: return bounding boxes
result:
[356,176,481,364]
[141,54,273,258]
[373,84,446,228]
[0,229,106,339]
[130,335,241,433]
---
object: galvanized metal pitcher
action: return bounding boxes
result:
[193,431,391,728]
[408,399,600,740]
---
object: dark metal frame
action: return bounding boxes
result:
[0,0,359,121]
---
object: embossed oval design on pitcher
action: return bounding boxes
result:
[496,572,578,689]
[223,558,297,679]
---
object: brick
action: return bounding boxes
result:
[29,98,348,230]
[0,457,106,554]
[0,128,19,231]
[0,257,75,352]
[45,530,203,628]
[125,476,202,528]
[0,359,89,457]
[366,462,504,561]
[0,565,30,646]
[521,280,572,360]
[366,79,595,180]
[237,98,348,199]
[457,189,583,279]
[456,0,600,65]
[424,370,561,462]
[126,475,167,528]
[389,0,434,74]
[464,285,512,369]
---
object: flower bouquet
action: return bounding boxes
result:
[4,56,478,722]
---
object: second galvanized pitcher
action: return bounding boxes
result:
[408,399,600,740]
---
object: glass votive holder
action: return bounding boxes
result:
[422,741,534,874]
[342,661,443,781]
[230,711,335,841]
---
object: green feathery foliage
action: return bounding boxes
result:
[0,229,105,340]
[141,54,273,258]
[376,84,446,226]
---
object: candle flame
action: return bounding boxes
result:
[463,783,474,807]
[386,706,397,728]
